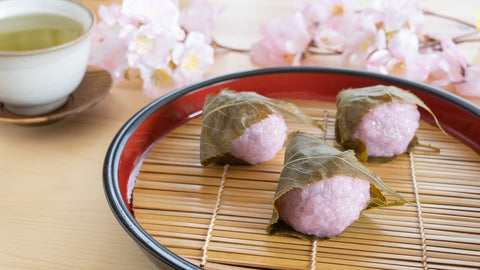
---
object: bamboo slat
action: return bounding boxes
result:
[132,99,480,270]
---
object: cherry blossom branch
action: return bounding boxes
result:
[451,31,480,41]
[457,38,480,43]
[89,0,480,99]
[423,9,476,29]
[420,33,480,50]
[247,1,480,97]
[420,9,480,49]
[307,46,342,56]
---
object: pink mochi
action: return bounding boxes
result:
[351,103,420,157]
[229,113,287,165]
[275,175,370,238]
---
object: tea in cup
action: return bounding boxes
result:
[0,0,96,116]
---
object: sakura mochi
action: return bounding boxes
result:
[335,85,441,162]
[351,102,420,157]
[275,175,371,238]
[200,89,322,166]
[267,131,407,240]
[229,113,287,165]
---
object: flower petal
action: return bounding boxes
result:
[455,66,480,98]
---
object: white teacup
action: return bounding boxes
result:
[0,0,96,116]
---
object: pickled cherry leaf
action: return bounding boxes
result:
[266,131,407,240]
[335,85,445,161]
[200,89,323,166]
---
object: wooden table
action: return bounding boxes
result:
[1,1,479,269]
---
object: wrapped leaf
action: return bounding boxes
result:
[266,131,406,240]
[200,89,323,166]
[335,85,444,162]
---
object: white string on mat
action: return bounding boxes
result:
[409,152,429,270]
[200,164,230,268]
[308,110,328,270]
[310,240,318,270]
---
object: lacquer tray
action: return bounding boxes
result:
[103,67,480,270]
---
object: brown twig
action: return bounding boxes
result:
[420,9,480,48]
[423,9,477,29]
[455,38,480,44]
[307,45,342,56]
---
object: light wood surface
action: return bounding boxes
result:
[0,1,479,270]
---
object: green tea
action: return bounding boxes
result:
[0,13,84,52]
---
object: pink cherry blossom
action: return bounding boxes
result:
[171,32,215,86]
[251,12,311,67]
[361,28,432,82]
[430,38,468,85]
[388,29,420,59]
[321,0,356,31]
[97,3,123,26]
[97,3,138,27]
[293,1,330,29]
[88,3,135,83]
[89,4,134,81]
[368,0,425,34]
[341,20,385,68]
[402,54,433,82]
[250,40,287,67]
[366,49,394,75]
[89,0,219,98]
[180,0,217,44]
[126,24,178,71]
[121,0,179,28]
[388,29,431,81]
[121,0,185,41]
[89,27,130,82]
[294,0,355,26]
[340,0,428,74]
[294,0,355,49]
[455,66,480,97]
[140,67,176,99]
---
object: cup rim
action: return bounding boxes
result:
[0,0,96,57]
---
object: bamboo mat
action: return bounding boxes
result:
[132,100,480,270]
